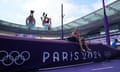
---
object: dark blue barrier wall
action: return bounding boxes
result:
[0,35,120,72]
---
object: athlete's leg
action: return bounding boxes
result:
[78,38,85,52]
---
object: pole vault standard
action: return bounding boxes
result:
[61,4,64,40]
[102,0,110,46]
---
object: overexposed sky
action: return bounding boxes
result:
[0,0,116,27]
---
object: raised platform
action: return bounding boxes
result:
[0,35,120,72]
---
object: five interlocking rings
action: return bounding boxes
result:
[0,50,30,66]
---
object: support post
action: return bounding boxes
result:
[61,4,64,40]
[102,0,110,46]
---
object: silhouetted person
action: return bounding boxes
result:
[111,38,120,48]
[41,12,51,30]
[26,10,36,32]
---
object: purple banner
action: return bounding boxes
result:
[0,35,120,72]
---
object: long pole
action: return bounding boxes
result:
[61,4,64,40]
[102,0,110,46]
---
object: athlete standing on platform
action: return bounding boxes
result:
[67,28,91,52]
[26,10,36,32]
[41,12,51,30]
[41,12,46,25]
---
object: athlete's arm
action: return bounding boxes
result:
[49,18,51,24]
[26,17,29,24]
[33,18,36,24]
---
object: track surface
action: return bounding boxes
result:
[38,59,120,72]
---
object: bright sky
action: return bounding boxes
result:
[0,0,116,27]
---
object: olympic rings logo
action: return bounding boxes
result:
[0,50,30,66]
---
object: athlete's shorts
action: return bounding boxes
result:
[26,23,35,28]
[43,23,50,30]
[67,37,79,42]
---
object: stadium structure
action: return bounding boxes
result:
[1,0,120,72]
[0,0,120,43]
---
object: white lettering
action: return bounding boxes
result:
[74,51,79,60]
[42,50,102,63]
[93,51,97,59]
[98,52,101,58]
[53,52,59,62]
[43,52,50,63]
[70,52,73,61]
[62,52,68,61]
[87,51,93,59]
[82,52,87,60]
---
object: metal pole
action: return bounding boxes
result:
[102,0,110,46]
[61,4,64,40]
